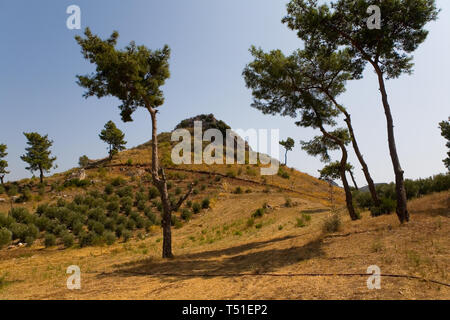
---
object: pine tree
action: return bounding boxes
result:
[20,133,57,184]
[279,137,295,166]
[0,144,9,185]
[99,121,127,160]
[75,28,193,258]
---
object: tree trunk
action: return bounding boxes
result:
[148,107,174,258]
[39,167,44,184]
[0,176,4,185]
[348,169,358,190]
[326,93,380,206]
[373,65,409,223]
[319,126,358,220]
[284,149,288,166]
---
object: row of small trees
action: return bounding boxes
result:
[243,0,441,224]
[0,121,126,185]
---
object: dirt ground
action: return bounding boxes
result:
[0,191,448,300]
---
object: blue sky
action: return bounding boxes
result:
[0,0,449,185]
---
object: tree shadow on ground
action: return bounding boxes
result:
[99,235,325,283]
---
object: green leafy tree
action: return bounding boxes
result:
[0,144,9,185]
[253,46,378,205]
[99,120,127,160]
[244,47,358,220]
[20,133,56,184]
[75,28,193,258]
[319,161,358,190]
[439,117,450,171]
[282,0,440,222]
[279,137,295,165]
[78,155,90,168]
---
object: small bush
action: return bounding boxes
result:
[370,197,396,217]
[322,214,341,233]
[62,233,74,248]
[148,186,160,199]
[284,197,293,208]
[201,198,210,209]
[104,184,114,195]
[192,202,201,214]
[246,218,255,228]
[296,218,306,228]
[104,231,116,245]
[122,230,132,242]
[0,228,12,248]
[252,208,265,218]
[234,186,243,194]
[44,233,57,247]
[181,209,192,221]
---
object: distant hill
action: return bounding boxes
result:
[359,183,387,193]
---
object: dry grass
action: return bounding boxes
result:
[0,191,448,300]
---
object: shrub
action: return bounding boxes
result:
[92,221,105,235]
[322,214,341,233]
[104,184,114,195]
[126,159,133,166]
[234,186,243,194]
[246,218,255,228]
[252,208,265,218]
[122,230,132,242]
[296,218,306,228]
[44,233,57,247]
[136,200,146,211]
[255,223,263,229]
[104,231,116,245]
[171,215,182,229]
[115,224,125,238]
[62,233,74,248]
[11,207,34,224]
[370,197,396,217]
[277,168,290,179]
[301,213,311,222]
[175,187,182,195]
[9,223,28,242]
[148,186,160,199]
[201,198,210,209]
[126,219,136,230]
[111,176,126,187]
[284,197,293,208]
[192,202,201,214]
[0,228,12,248]
[181,209,192,221]
[72,221,83,235]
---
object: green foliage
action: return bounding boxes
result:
[252,207,265,218]
[0,144,10,183]
[20,132,56,182]
[0,228,12,248]
[277,167,290,179]
[62,233,74,248]
[181,208,192,221]
[148,186,160,199]
[234,186,243,194]
[322,214,341,233]
[192,202,201,214]
[104,231,116,245]
[201,198,210,209]
[75,28,171,122]
[78,155,90,168]
[439,117,450,170]
[122,230,132,242]
[99,120,127,160]
[44,233,56,247]
[370,197,396,217]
